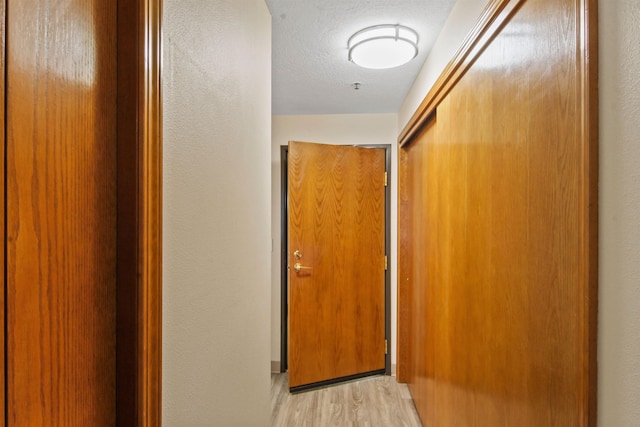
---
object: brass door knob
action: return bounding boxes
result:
[293,263,312,272]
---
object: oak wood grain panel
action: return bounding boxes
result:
[6,0,117,424]
[398,0,525,147]
[396,142,410,384]
[399,124,435,426]
[398,0,598,425]
[288,141,386,388]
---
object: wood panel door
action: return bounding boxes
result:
[5,0,117,423]
[288,141,386,389]
[398,0,598,425]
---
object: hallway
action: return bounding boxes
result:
[159,0,640,424]
[271,374,422,426]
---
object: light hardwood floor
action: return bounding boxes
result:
[271,373,423,426]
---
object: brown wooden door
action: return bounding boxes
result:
[288,141,386,389]
[397,0,598,424]
[5,0,117,424]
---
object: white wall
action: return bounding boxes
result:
[599,0,640,425]
[162,0,271,425]
[271,114,399,368]
[398,0,490,130]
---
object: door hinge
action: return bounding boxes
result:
[384,256,388,271]
[384,171,388,187]
[385,339,388,355]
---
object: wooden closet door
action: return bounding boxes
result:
[398,0,597,424]
[5,0,117,424]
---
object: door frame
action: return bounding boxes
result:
[280,143,392,376]
[117,0,163,424]
[0,0,162,424]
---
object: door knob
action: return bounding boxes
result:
[293,263,312,272]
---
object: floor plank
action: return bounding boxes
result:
[271,374,423,426]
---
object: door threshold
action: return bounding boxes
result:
[289,369,386,394]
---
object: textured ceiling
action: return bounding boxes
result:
[265,0,457,115]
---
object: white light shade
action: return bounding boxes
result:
[348,24,419,69]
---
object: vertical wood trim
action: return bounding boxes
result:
[396,147,408,383]
[138,0,163,425]
[581,0,599,424]
[0,0,5,424]
[117,0,162,423]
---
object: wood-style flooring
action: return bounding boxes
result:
[271,373,423,426]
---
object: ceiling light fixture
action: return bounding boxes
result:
[348,24,419,70]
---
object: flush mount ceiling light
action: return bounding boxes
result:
[348,24,419,70]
